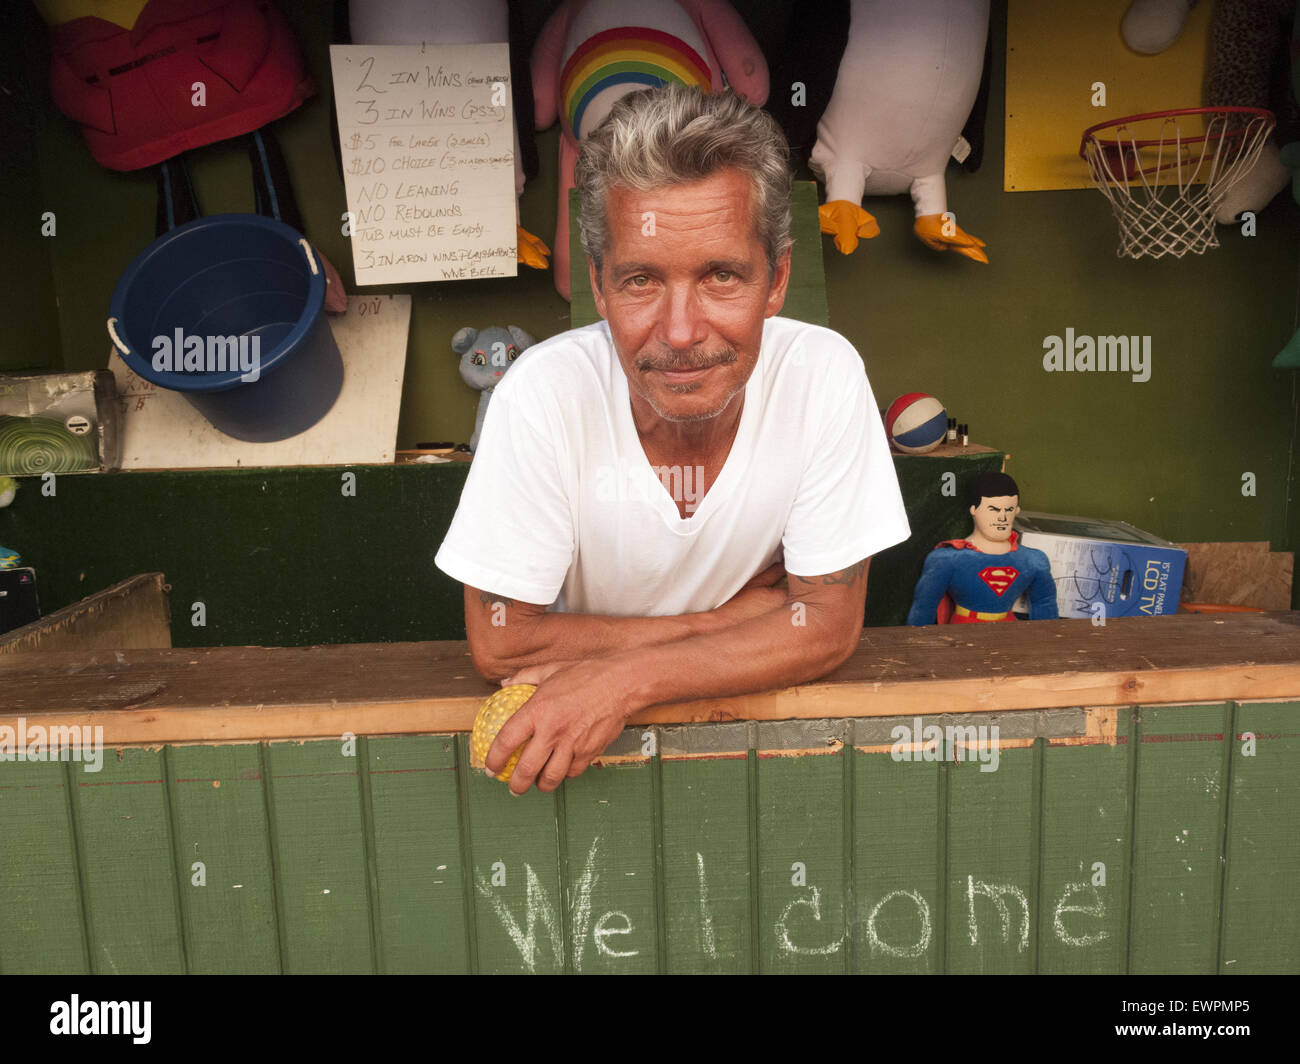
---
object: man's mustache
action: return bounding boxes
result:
[638,346,739,372]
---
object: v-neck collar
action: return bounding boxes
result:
[613,355,757,533]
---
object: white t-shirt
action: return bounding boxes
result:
[434,316,911,616]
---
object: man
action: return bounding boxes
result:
[905,471,1058,625]
[435,84,910,794]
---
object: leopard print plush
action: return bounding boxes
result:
[1206,0,1300,142]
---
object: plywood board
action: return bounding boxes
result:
[108,294,411,469]
[1176,541,1294,610]
[0,572,170,654]
[1005,0,1213,191]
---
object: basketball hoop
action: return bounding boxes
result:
[1079,107,1275,260]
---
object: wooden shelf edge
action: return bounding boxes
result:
[4,660,1296,748]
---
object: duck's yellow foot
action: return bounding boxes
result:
[517,226,551,269]
[914,214,989,263]
[818,200,880,255]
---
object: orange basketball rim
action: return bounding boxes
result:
[1079,106,1275,260]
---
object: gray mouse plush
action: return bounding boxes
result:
[451,325,537,451]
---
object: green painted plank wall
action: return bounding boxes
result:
[366,735,468,974]
[73,748,186,974]
[1038,716,1132,974]
[167,744,280,974]
[946,739,1038,973]
[756,747,846,974]
[1,760,87,974]
[560,757,658,974]
[2,702,1295,974]
[661,734,752,973]
[0,452,1001,645]
[1128,704,1233,974]
[855,741,942,973]
[1221,701,1300,972]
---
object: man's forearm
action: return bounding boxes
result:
[609,599,854,714]
[483,603,737,680]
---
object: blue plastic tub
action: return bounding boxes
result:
[107,214,343,443]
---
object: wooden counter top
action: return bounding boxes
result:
[3,612,1298,746]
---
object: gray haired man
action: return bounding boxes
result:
[436,83,909,794]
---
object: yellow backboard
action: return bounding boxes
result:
[1005,0,1212,191]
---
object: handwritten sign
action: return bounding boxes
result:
[328,43,517,285]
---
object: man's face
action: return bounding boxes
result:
[589,167,791,428]
[970,495,1020,542]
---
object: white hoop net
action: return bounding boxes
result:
[1081,109,1275,260]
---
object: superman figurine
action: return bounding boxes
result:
[906,472,1058,625]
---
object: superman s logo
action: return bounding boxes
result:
[979,566,1019,597]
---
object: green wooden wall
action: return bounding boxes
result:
[0,451,1001,644]
[3,0,1297,606]
[2,701,1295,974]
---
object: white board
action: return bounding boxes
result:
[329,43,518,284]
[108,294,411,469]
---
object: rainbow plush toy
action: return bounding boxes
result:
[531,0,769,299]
[810,0,990,263]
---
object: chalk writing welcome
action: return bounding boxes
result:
[329,44,518,285]
[474,838,1111,972]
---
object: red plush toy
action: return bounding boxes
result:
[38,0,314,172]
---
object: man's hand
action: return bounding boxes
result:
[485,656,635,796]
[484,558,866,794]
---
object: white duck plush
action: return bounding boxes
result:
[810,0,990,262]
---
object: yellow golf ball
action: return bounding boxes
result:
[469,684,536,782]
